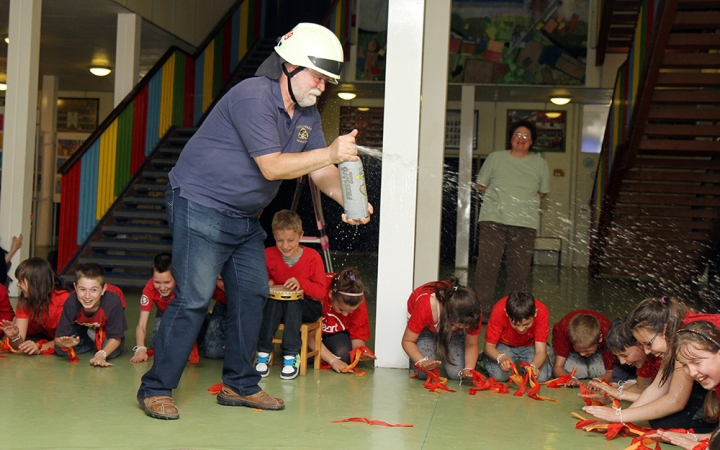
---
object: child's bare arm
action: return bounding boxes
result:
[483,342,512,372]
[3,318,29,351]
[91,337,121,367]
[583,364,692,422]
[131,310,151,362]
[402,327,440,370]
[530,341,547,376]
[461,333,480,378]
[552,354,569,378]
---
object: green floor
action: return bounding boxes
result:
[0,257,696,449]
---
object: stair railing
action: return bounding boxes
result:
[57,0,269,273]
[589,0,679,275]
[56,0,354,275]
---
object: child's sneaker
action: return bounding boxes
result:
[256,352,271,378]
[280,355,300,380]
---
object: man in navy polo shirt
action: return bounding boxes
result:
[137,23,372,420]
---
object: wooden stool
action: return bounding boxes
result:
[271,317,323,376]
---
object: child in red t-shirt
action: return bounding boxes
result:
[401,276,482,381]
[1,257,70,355]
[131,253,176,363]
[551,309,613,385]
[582,317,658,405]
[651,320,720,447]
[308,268,374,373]
[584,296,720,433]
[54,263,127,366]
[0,284,14,332]
[482,291,552,382]
[255,210,327,380]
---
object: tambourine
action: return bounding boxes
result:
[268,286,303,301]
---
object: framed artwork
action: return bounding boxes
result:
[506,110,566,152]
[445,110,478,149]
[57,98,98,132]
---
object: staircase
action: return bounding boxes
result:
[65,39,276,288]
[591,0,720,281]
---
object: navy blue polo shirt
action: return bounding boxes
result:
[169,76,326,217]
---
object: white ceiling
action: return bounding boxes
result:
[0,0,195,93]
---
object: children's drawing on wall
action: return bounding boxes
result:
[451,0,589,85]
[357,0,388,81]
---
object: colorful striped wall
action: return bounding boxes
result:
[57,0,269,273]
[590,0,659,230]
[326,0,353,44]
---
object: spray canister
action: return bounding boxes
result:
[339,159,369,220]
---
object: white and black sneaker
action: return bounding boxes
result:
[280,354,300,380]
[256,352,271,378]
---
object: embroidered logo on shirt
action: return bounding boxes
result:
[140,295,149,307]
[297,126,310,143]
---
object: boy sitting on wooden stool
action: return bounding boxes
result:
[255,210,326,380]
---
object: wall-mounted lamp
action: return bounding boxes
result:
[0,83,7,91]
[545,112,562,119]
[90,67,112,77]
[550,97,571,105]
[337,92,356,100]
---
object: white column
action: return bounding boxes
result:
[414,0,451,285]
[375,0,425,368]
[114,13,141,107]
[36,76,58,255]
[454,85,475,284]
[0,0,41,296]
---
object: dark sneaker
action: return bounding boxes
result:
[138,394,180,420]
[256,352,270,378]
[216,384,285,410]
[280,354,300,380]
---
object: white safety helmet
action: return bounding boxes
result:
[274,23,344,84]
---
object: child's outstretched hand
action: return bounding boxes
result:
[578,391,610,405]
[283,278,300,291]
[18,340,41,355]
[130,347,149,363]
[416,359,442,371]
[90,351,113,367]
[55,336,80,348]
[329,357,350,373]
[10,234,23,253]
[1,320,19,339]
[459,369,475,379]
[497,354,512,372]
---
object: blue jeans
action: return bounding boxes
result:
[138,186,268,398]
[202,302,228,359]
[483,343,554,382]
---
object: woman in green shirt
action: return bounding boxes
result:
[474,120,550,317]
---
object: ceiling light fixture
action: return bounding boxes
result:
[0,83,7,91]
[337,92,356,100]
[545,112,562,119]
[357,107,370,112]
[3,36,8,44]
[550,97,571,105]
[89,67,112,77]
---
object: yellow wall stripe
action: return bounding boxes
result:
[160,53,175,137]
[97,120,118,219]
